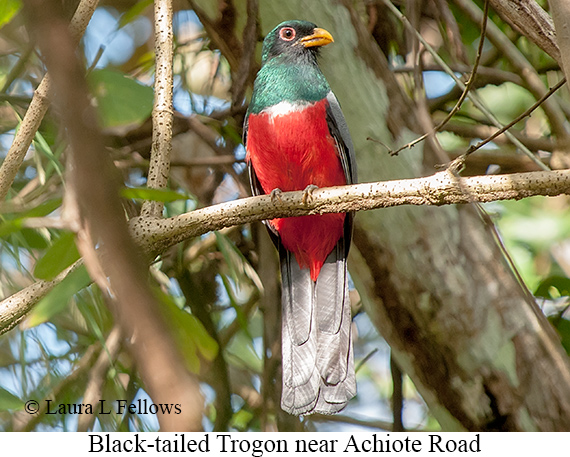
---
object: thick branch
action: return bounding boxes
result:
[489,0,560,63]
[141,0,174,218]
[2,169,570,334]
[23,0,203,431]
[131,169,570,254]
[549,0,570,80]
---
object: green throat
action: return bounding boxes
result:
[248,58,331,115]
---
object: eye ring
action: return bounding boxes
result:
[279,27,296,41]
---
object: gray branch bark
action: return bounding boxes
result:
[2,169,568,338]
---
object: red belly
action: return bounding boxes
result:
[246,99,347,280]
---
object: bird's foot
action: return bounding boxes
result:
[302,184,319,205]
[270,188,283,203]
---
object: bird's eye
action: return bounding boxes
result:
[279,27,296,41]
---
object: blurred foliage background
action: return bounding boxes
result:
[0,0,569,431]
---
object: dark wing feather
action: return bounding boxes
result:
[325,91,356,185]
[325,91,356,256]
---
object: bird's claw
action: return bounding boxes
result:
[270,188,283,203]
[302,184,319,205]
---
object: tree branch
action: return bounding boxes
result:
[77,326,122,432]
[438,117,559,152]
[549,0,570,81]
[23,0,203,431]
[0,0,98,202]
[489,0,560,63]
[453,0,568,137]
[381,0,550,171]
[141,0,175,218]
[131,169,570,254]
[0,261,83,335]
[3,168,570,334]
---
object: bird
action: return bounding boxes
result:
[243,20,357,415]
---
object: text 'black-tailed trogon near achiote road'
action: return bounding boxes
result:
[244,20,357,415]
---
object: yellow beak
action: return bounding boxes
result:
[299,27,334,48]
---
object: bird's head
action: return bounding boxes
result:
[261,20,334,66]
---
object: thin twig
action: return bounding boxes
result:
[380,0,550,171]
[436,117,558,153]
[449,77,566,169]
[218,289,260,347]
[15,344,99,431]
[433,0,468,63]
[388,0,490,156]
[355,347,379,373]
[177,270,233,431]
[390,353,404,432]
[1,44,34,93]
[77,326,122,432]
[310,412,395,431]
[408,0,448,162]
[0,0,99,202]
[393,64,523,86]
[453,0,568,137]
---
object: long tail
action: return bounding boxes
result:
[279,240,356,416]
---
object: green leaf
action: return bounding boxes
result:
[88,69,153,128]
[26,265,92,327]
[32,129,64,182]
[0,198,61,240]
[118,0,153,28]
[0,219,23,238]
[229,409,254,431]
[21,198,62,218]
[225,331,262,374]
[215,232,263,291]
[216,233,241,285]
[0,0,21,30]
[34,232,80,280]
[20,228,49,250]
[220,273,249,335]
[535,276,570,299]
[0,388,24,411]
[549,317,570,356]
[121,187,189,203]
[156,290,218,373]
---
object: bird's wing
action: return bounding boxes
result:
[325,91,356,254]
[325,91,356,185]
